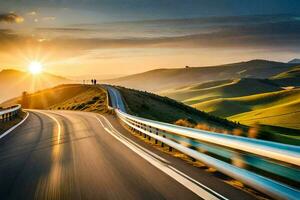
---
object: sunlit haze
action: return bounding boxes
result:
[28,61,42,74]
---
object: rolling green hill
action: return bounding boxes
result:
[107,60,295,92]
[270,66,300,87]
[193,89,300,121]
[161,78,282,105]
[228,89,300,129]
[116,86,242,131]
[162,64,300,132]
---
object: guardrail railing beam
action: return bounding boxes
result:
[105,86,300,199]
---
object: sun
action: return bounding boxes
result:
[29,61,43,74]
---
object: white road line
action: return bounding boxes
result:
[33,110,62,143]
[0,112,29,140]
[99,114,170,164]
[96,115,228,200]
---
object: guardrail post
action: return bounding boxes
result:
[161,135,166,147]
[148,128,152,141]
[155,128,158,144]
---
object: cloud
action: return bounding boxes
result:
[36,27,91,32]
[1,15,300,59]
[42,16,56,21]
[27,11,37,16]
[0,13,24,23]
[48,19,300,50]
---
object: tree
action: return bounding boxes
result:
[21,91,29,108]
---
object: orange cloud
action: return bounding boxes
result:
[0,13,24,23]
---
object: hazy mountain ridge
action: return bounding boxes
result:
[107,60,296,92]
[0,69,72,103]
[288,58,300,64]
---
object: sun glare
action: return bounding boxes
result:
[29,61,43,74]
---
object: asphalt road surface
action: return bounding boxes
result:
[0,110,257,200]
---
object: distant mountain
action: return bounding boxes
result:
[68,74,126,81]
[288,59,300,64]
[107,60,296,92]
[0,69,72,103]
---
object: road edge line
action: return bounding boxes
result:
[0,111,30,140]
[96,115,227,200]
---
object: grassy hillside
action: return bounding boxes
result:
[107,60,295,92]
[1,84,108,113]
[161,78,282,105]
[116,86,246,132]
[193,88,300,116]
[0,69,72,103]
[270,66,300,87]
[115,86,300,144]
[49,86,108,113]
[229,90,300,130]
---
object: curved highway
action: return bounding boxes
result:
[0,110,257,200]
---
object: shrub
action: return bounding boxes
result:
[174,119,195,128]
[92,96,100,101]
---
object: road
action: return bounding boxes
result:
[103,85,126,112]
[0,110,256,200]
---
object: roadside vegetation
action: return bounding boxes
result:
[2,82,298,144]
[1,84,109,114]
[115,86,249,133]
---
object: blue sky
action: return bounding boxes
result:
[0,0,300,76]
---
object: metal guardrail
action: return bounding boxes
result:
[105,86,300,200]
[0,104,21,122]
[116,109,300,200]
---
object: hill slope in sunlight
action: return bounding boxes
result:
[1,84,108,113]
[227,89,300,130]
[161,65,300,131]
[270,66,300,87]
[107,60,295,92]
[194,88,299,117]
[161,78,282,105]
[0,69,72,103]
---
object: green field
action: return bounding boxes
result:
[228,89,300,130]
[116,86,242,132]
[161,78,282,105]
[194,88,300,117]
[162,66,300,144]
[270,66,300,86]
[189,88,300,130]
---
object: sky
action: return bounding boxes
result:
[0,0,300,77]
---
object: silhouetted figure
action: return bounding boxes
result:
[94,79,97,85]
[91,79,94,85]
